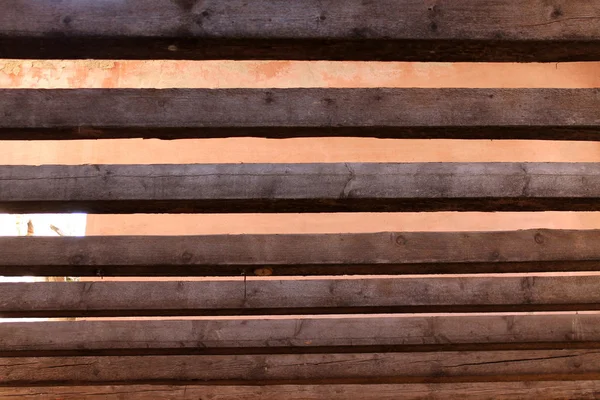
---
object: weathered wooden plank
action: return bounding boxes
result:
[1,230,598,276]
[4,381,600,400]
[4,274,600,317]
[1,0,600,61]
[2,89,600,141]
[3,163,600,214]
[1,313,599,355]
[2,350,600,385]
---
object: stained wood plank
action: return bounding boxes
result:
[4,382,600,400]
[0,230,598,276]
[4,274,600,317]
[2,163,600,214]
[1,313,599,355]
[2,350,600,385]
[2,89,600,141]
[1,0,600,61]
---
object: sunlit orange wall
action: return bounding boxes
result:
[2,60,600,234]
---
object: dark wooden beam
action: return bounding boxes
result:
[1,230,598,276]
[1,0,600,61]
[4,381,600,400]
[1,313,600,355]
[4,274,600,317]
[2,350,600,385]
[2,163,600,214]
[2,89,600,141]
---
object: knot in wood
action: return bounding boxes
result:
[395,235,407,246]
[181,252,193,262]
[534,233,545,244]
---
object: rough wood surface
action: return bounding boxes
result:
[1,0,600,61]
[1,313,599,355]
[4,381,600,399]
[2,350,600,385]
[2,89,600,141]
[2,163,600,214]
[4,274,600,317]
[0,230,599,276]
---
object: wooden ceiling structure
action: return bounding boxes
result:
[2,0,600,398]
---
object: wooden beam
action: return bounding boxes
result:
[1,313,600,355]
[1,0,600,61]
[2,350,600,385]
[2,89,600,141]
[2,163,600,214]
[4,381,600,400]
[1,230,598,276]
[4,274,600,317]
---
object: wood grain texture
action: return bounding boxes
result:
[1,0,600,61]
[2,350,600,385]
[1,313,599,355]
[4,274,600,317]
[1,230,599,276]
[4,382,600,400]
[3,163,600,214]
[2,89,600,141]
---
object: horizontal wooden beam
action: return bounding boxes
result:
[4,381,600,400]
[4,274,600,317]
[1,0,600,61]
[1,313,600,355]
[2,89,600,141]
[2,350,600,385]
[1,230,598,276]
[2,163,600,214]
